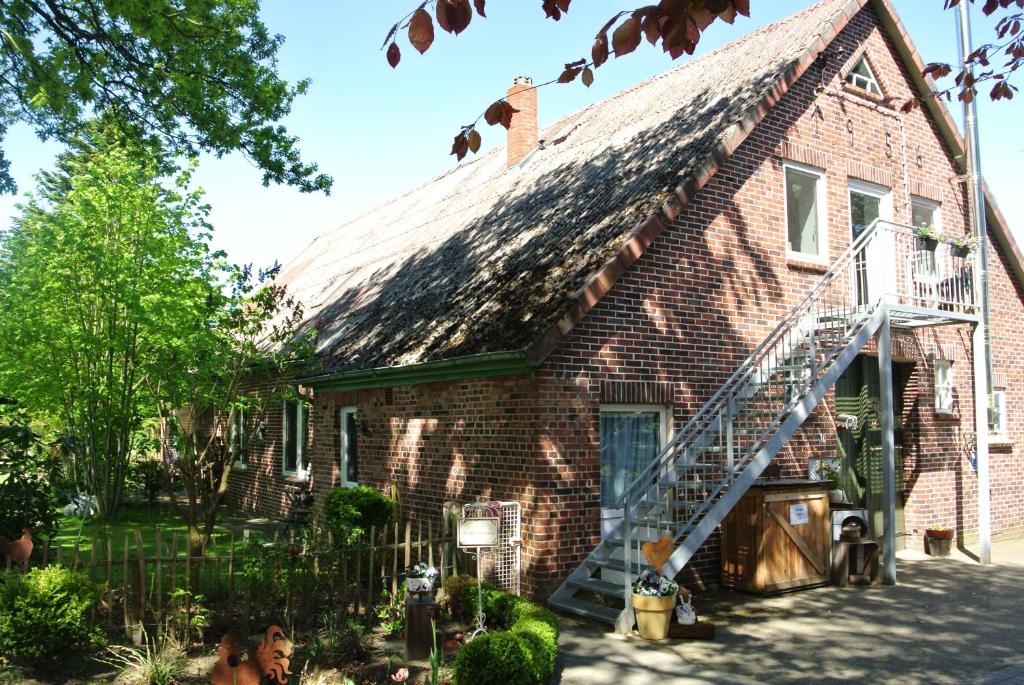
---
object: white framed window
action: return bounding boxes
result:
[282,399,308,479]
[784,161,828,261]
[340,406,359,486]
[934,360,954,415]
[989,389,1007,436]
[845,56,882,96]
[229,407,248,468]
[912,197,943,289]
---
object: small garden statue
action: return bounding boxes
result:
[212,625,293,685]
[675,592,696,625]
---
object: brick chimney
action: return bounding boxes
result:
[506,76,538,168]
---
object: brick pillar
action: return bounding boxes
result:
[506,76,537,168]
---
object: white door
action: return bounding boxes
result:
[849,180,893,306]
[599,405,669,541]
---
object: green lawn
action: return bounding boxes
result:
[45,503,257,563]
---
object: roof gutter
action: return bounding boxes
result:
[297,350,535,392]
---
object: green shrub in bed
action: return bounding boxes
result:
[451,580,559,685]
[0,565,106,666]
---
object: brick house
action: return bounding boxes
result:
[226,0,1024,625]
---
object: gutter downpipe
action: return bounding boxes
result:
[957,2,992,565]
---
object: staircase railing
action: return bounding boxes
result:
[614,218,977,607]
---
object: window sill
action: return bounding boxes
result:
[232,461,248,471]
[988,435,1013,448]
[841,83,889,105]
[934,409,958,419]
[787,254,829,273]
[282,473,309,484]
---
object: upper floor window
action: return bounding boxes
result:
[785,162,827,260]
[340,407,359,486]
[845,56,881,96]
[282,399,308,479]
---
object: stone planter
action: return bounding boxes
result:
[925,529,953,557]
[406,576,436,594]
[632,594,675,640]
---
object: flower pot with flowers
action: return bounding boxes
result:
[406,563,439,595]
[950,235,974,260]
[631,568,678,640]
[924,526,954,557]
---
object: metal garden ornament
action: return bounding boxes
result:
[457,501,500,639]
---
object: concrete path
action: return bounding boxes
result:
[556,536,1024,684]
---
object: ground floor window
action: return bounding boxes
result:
[230,407,248,467]
[934,360,954,414]
[599,405,669,509]
[340,406,359,486]
[990,388,1007,436]
[282,399,308,478]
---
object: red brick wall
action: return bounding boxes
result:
[534,3,1024,587]
[228,4,1024,601]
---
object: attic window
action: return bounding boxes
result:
[845,57,881,96]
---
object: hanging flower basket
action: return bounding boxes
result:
[632,569,678,640]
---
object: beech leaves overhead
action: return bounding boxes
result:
[383,0,752,161]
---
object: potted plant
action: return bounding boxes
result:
[406,563,439,594]
[631,568,678,640]
[916,224,940,251]
[816,459,847,505]
[950,235,973,259]
[924,525,954,557]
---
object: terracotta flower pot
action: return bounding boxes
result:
[632,593,675,640]
[925,528,953,540]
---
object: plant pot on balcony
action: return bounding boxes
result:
[924,528,953,557]
[632,594,676,640]
[917,236,939,252]
[951,244,972,259]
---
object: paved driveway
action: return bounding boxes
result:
[555,536,1024,684]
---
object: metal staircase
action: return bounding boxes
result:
[548,219,972,631]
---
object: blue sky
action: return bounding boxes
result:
[0,1,1020,269]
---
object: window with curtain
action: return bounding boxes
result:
[786,165,823,257]
[599,407,664,509]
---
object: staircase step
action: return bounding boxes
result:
[567,576,627,598]
[590,555,647,574]
[548,595,621,624]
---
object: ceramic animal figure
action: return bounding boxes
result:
[0,528,33,566]
[641,535,673,576]
[212,625,293,685]
[676,595,696,625]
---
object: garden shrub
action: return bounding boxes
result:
[451,582,559,685]
[0,565,106,666]
[322,485,395,545]
[0,417,59,540]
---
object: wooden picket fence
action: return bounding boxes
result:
[3,517,474,640]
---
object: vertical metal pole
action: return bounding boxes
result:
[877,307,897,585]
[958,0,993,565]
[973,322,992,564]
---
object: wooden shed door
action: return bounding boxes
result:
[760,492,830,591]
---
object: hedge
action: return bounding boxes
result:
[450,579,559,685]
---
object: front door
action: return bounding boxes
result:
[849,180,893,306]
[599,405,668,540]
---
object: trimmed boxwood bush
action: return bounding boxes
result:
[0,565,106,666]
[450,579,559,685]
[322,484,396,545]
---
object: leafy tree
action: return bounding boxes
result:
[382,0,1021,159]
[153,262,308,560]
[0,401,59,541]
[0,121,221,518]
[0,0,330,195]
